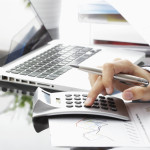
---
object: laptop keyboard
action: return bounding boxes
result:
[7,44,101,80]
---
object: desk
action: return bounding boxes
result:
[0,82,150,150]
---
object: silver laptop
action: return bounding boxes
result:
[0,0,145,92]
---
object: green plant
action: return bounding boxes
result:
[1,92,33,122]
[24,0,31,7]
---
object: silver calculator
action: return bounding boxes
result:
[32,87,130,121]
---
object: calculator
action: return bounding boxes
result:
[32,87,130,121]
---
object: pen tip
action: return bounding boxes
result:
[70,64,79,68]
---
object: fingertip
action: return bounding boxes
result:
[106,87,113,95]
[84,97,94,106]
[122,90,133,100]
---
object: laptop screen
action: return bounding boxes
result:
[0,0,61,67]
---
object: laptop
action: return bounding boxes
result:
[0,0,146,92]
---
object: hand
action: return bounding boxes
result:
[84,59,150,106]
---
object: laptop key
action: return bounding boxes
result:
[53,70,65,76]
[45,68,56,73]
[37,73,49,78]
[45,74,58,80]
[82,47,93,52]
[20,71,31,75]
[71,57,87,65]
[10,70,22,74]
[29,66,38,70]
[28,72,41,77]
[57,66,71,73]
[25,69,35,72]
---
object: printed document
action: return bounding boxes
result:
[49,103,150,147]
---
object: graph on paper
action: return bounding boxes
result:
[75,118,113,141]
[49,117,144,147]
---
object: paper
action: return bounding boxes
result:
[78,0,126,24]
[78,0,119,15]
[48,103,150,147]
[106,0,150,46]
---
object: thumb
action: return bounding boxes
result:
[122,86,150,101]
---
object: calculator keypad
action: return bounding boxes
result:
[65,94,117,112]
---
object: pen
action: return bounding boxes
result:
[70,64,149,87]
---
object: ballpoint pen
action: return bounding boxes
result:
[70,64,149,87]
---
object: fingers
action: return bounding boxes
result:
[87,58,150,105]
[122,85,150,101]
[85,76,104,106]
[88,73,99,87]
[88,65,102,87]
[102,60,136,94]
[102,63,114,94]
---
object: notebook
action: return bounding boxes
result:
[0,0,146,92]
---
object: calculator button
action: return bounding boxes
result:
[101,103,107,107]
[65,94,72,97]
[75,104,82,108]
[107,98,115,103]
[74,97,81,100]
[84,105,91,108]
[92,105,100,108]
[66,97,72,100]
[93,102,99,105]
[95,99,98,102]
[110,107,117,111]
[74,94,80,97]
[82,97,87,100]
[82,94,88,97]
[100,100,107,103]
[66,104,73,108]
[107,97,114,101]
[99,96,105,99]
[75,101,82,104]
[66,101,73,104]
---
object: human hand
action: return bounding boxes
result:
[84,59,150,106]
